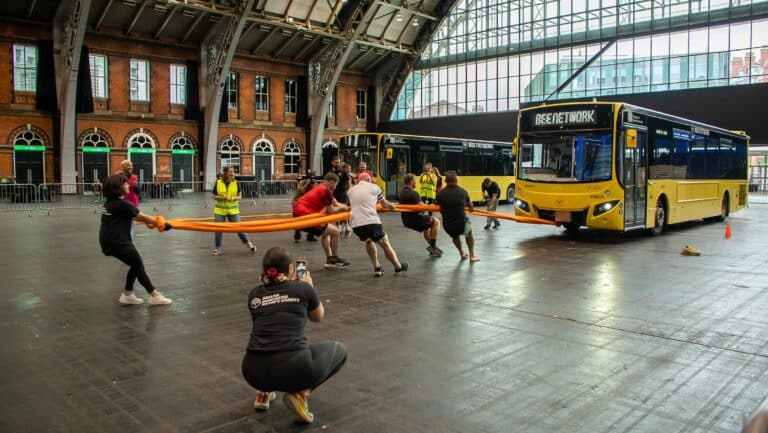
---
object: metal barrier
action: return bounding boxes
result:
[256,180,298,208]
[0,183,38,215]
[163,181,213,210]
[38,183,105,214]
[138,182,165,211]
[749,164,767,204]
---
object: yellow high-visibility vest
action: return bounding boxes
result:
[420,173,436,200]
[214,179,240,216]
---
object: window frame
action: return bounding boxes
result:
[89,54,108,99]
[283,141,301,174]
[170,64,186,105]
[254,75,269,112]
[284,79,297,114]
[356,89,367,120]
[129,59,150,102]
[226,71,239,110]
[13,44,38,93]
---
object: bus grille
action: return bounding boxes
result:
[535,207,587,226]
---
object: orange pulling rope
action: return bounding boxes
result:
[145,204,555,233]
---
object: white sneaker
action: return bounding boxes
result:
[119,292,144,305]
[247,242,257,253]
[148,292,172,305]
[211,248,222,256]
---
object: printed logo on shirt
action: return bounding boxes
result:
[250,293,300,309]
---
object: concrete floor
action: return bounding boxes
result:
[1,201,767,433]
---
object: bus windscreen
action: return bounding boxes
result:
[519,133,613,183]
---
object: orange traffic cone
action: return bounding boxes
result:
[725,223,732,239]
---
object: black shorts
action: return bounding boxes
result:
[444,217,472,238]
[404,215,434,233]
[352,224,386,242]
[303,225,327,237]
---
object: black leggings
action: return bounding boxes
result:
[107,245,156,294]
[242,341,347,393]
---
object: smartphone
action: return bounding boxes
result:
[296,259,308,281]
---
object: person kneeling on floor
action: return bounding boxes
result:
[242,247,347,423]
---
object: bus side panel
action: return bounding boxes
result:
[647,180,747,226]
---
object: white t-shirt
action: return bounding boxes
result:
[348,181,383,228]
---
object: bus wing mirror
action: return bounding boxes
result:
[626,129,637,149]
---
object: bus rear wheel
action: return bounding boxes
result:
[651,200,666,236]
[716,195,729,222]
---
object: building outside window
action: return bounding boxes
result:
[89,54,108,99]
[170,64,186,105]
[356,89,366,120]
[328,87,336,117]
[283,141,301,174]
[255,76,269,111]
[285,79,297,113]
[226,72,238,109]
[129,59,150,101]
[13,44,37,93]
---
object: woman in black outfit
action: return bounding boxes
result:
[242,247,347,423]
[99,174,172,306]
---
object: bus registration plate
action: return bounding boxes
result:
[555,211,572,222]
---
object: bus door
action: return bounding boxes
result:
[382,145,409,200]
[622,127,647,229]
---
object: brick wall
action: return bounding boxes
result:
[0,20,373,182]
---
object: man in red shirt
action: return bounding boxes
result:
[121,160,141,240]
[293,172,350,269]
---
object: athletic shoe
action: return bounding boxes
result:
[436,246,444,254]
[484,224,491,230]
[147,292,172,306]
[493,221,501,229]
[306,234,318,242]
[293,231,301,243]
[324,256,350,269]
[395,262,409,273]
[247,241,257,253]
[211,248,223,256]
[283,392,314,423]
[681,245,701,256]
[253,391,277,411]
[374,267,384,277]
[119,292,144,305]
[426,246,442,257]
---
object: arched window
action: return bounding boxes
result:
[322,141,338,149]
[220,137,241,173]
[283,141,302,175]
[253,138,274,181]
[170,135,194,150]
[14,129,45,147]
[81,132,109,148]
[127,132,156,182]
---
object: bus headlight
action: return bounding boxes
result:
[515,198,530,212]
[593,200,620,216]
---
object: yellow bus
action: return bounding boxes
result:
[339,133,516,203]
[513,102,748,234]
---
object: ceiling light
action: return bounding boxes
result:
[412,18,418,26]
[396,13,403,21]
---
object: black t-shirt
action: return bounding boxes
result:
[398,185,426,227]
[334,171,350,202]
[99,198,139,252]
[436,184,471,231]
[247,280,320,352]
[482,181,501,199]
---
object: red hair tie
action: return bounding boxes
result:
[266,267,279,279]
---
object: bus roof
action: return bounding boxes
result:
[520,101,749,141]
[340,132,511,145]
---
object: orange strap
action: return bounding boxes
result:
[146,204,555,233]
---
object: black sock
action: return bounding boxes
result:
[429,239,436,248]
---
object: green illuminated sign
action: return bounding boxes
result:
[14,145,46,151]
[172,149,195,155]
[129,148,156,154]
[82,147,111,153]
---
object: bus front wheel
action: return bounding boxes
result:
[651,201,666,236]
[506,184,515,202]
[716,195,729,222]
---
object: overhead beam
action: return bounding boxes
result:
[94,0,113,30]
[180,12,206,43]
[364,51,389,72]
[305,0,321,23]
[325,0,343,29]
[250,28,279,54]
[27,0,38,18]
[283,0,295,18]
[293,35,321,60]
[377,8,398,41]
[125,0,148,36]
[53,0,94,185]
[201,0,257,187]
[272,31,301,58]
[346,49,373,70]
[377,0,439,21]
[153,6,178,40]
